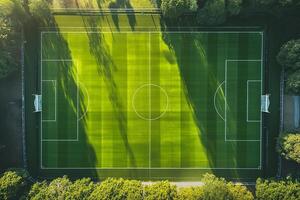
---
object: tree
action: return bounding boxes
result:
[144,181,177,200]
[277,39,300,71]
[0,171,25,200]
[88,178,143,200]
[28,0,52,24]
[196,0,226,25]
[285,70,300,94]
[201,173,233,200]
[256,178,300,200]
[161,0,198,19]
[0,0,27,79]
[277,132,300,163]
[227,0,242,16]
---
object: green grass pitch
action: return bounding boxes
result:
[40,17,264,180]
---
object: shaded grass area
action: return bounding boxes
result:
[25,13,98,178]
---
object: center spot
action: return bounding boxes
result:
[132,84,168,120]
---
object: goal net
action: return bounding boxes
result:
[33,94,42,112]
[261,94,270,113]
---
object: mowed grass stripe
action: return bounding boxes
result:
[158,33,182,168]
[111,33,129,167]
[125,33,150,167]
[150,33,161,167]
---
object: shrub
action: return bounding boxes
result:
[28,176,72,200]
[28,176,95,200]
[277,39,300,71]
[176,186,203,200]
[277,132,300,163]
[200,174,253,200]
[256,178,300,200]
[66,178,95,200]
[227,182,254,200]
[201,173,232,200]
[144,181,177,200]
[0,171,25,200]
[196,0,226,25]
[88,178,143,200]
[161,0,198,19]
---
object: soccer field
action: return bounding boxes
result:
[40,25,264,179]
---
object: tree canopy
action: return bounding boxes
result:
[161,0,198,19]
[277,132,300,163]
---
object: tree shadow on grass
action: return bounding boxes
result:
[37,12,98,178]
[160,20,239,178]
[80,15,137,168]
[108,0,137,31]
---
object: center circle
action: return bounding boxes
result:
[132,84,168,120]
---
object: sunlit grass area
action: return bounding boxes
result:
[51,0,155,10]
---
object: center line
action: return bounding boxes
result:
[149,32,151,169]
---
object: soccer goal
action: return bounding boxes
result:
[33,94,42,112]
[261,94,270,113]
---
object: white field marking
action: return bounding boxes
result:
[149,32,151,169]
[213,81,225,121]
[41,30,263,34]
[40,32,43,169]
[77,81,90,121]
[40,31,264,170]
[225,59,262,142]
[41,80,57,122]
[41,59,79,142]
[247,80,262,122]
[41,166,261,170]
[51,7,158,10]
[260,32,264,169]
[131,83,169,121]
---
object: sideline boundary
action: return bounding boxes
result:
[40,31,263,170]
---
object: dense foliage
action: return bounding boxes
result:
[277,39,300,94]
[28,176,95,200]
[277,132,300,163]
[160,0,198,18]
[0,0,27,79]
[28,0,52,24]
[201,174,253,200]
[0,171,25,200]
[144,181,177,200]
[277,39,300,71]
[256,178,300,200]
[196,0,226,25]
[176,186,203,200]
[285,71,300,94]
[2,171,300,200]
[89,178,143,200]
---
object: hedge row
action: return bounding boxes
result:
[1,171,300,200]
